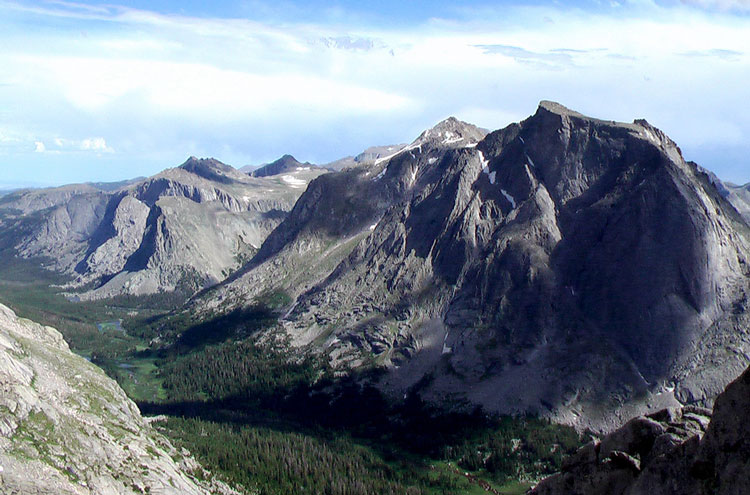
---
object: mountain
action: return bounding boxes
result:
[195,115,489,314]
[324,144,408,171]
[0,156,327,300]
[249,154,327,178]
[194,103,750,432]
[530,363,750,495]
[0,303,236,495]
[87,177,146,192]
[726,182,750,223]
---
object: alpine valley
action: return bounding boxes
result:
[1,102,749,495]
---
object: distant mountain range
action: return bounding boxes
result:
[0,156,326,300]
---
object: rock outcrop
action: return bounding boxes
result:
[0,156,327,300]
[0,303,236,495]
[531,364,750,495]
[198,103,750,432]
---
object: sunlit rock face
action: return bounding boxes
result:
[0,156,327,300]
[0,303,238,495]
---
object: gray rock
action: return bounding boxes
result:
[530,364,750,495]
[0,303,239,495]
[0,156,327,300]
[201,102,750,432]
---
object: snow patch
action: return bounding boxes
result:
[428,157,437,165]
[442,330,452,354]
[444,136,464,144]
[373,166,388,180]
[295,166,310,171]
[525,153,535,167]
[369,223,377,231]
[464,143,477,148]
[478,150,489,168]
[281,175,307,187]
[518,136,525,144]
[375,142,420,165]
[501,189,516,209]
[478,150,494,183]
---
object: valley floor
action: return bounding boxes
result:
[0,253,583,495]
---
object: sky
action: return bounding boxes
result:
[0,0,749,188]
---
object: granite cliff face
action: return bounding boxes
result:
[0,303,235,495]
[531,363,750,495]
[198,103,750,432]
[0,157,326,300]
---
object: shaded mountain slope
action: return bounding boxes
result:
[194,116,489,314]
[196,103,750,432]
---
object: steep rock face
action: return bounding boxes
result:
[205,103,750,432]
[0,303,235,495]
[530,364,750,495]
[0,157,327,300]
[195,118,489,314]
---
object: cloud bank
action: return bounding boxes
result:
[0,0,748,185]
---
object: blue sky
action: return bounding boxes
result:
[0,0,749,188]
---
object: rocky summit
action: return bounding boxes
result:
[530,363,750,495]
[249,154,327,178]
[197,102,750,432]
[0,156,327,300]
[0,303,236,495]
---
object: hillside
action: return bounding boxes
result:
[0,302,236,494]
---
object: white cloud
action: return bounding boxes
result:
[80,137,113,153]
[34,141,45,152]
[0,1,748,183]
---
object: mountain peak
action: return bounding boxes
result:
[537,100,589,118]
[177,157,239,184]
[251,154,320,178]
[413,116,488,148]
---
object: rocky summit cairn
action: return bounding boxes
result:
[530,363,750,495]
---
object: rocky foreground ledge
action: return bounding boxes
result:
[531,364,750,495]
[0,303,236,495]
